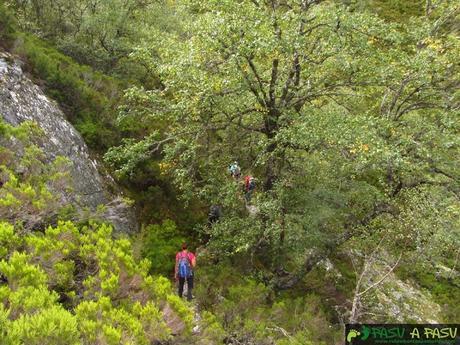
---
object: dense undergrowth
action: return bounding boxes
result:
[0,120,194,344]
[0,119,334,345]
[0,221,185,345]
[1,0,459,344]
[13,34,122,150]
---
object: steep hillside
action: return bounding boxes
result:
[0,76,222,345]
[0,1,459,344]
[0,51,136,233]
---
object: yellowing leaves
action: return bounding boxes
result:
[367,36,378,45]
[349,142,370,154]
[312,99,327,107]
[213,80,222,92]
[254,103,268,113]
[422,38,445,54]
[159,161,174,175]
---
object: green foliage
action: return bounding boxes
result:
[101,0,459,330]
[75,297,170,345]
[0,120,73,229]
[8,306,80,345]
[104,134,160,179]
[4,0,204,229]
[344,0,425,22]
[6,33,122,150]
[107,0,459,285]
[0,3,125,150]
[397,262,460,322]
[5,0,179,79]
[0,221,195,344]
[2,0,459,339]
[0,252,48,289]
[0,222,19,259]
[0,120,196,341]
[0,2,16,46]
[0,119,208,344]
[140,220,186,276]
[195,262,339,344]
[105,144,206,231]
[197,311,226,344]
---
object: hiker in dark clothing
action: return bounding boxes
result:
[175,243,196,301]
[208,204,222,226]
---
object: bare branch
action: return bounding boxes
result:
[246,57,269,104]
[357,253,402,297]
[269,59,279,107]
[393,84,426,117]
[281,53,300,106]
[395,101,442,120]
[387,76,412,117]
[236,61,267,107]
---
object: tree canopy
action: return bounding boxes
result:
[106,0,459,290]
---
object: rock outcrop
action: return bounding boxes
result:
[0,51,137,233]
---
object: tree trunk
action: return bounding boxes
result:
[263,107,280,191]
[426,0,433,16]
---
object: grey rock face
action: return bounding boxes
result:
[101,197,138,236]
[0,51,137,233]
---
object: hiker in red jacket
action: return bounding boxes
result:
[175,243,196,301]
[243,175,256,203]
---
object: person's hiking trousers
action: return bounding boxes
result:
[245,189,254,202]
[178,275,193,301]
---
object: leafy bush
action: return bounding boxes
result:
[0,120,73,230]
[194,262,340,345]
[7,305,80,345]
[140,220,186,276]
[4,0,177,80]
[0,120,199,343]
[0,220,194,344]
[0,2,16,47]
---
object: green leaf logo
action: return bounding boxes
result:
[361,325,371,340]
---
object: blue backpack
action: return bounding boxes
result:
[178,252,192,278]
